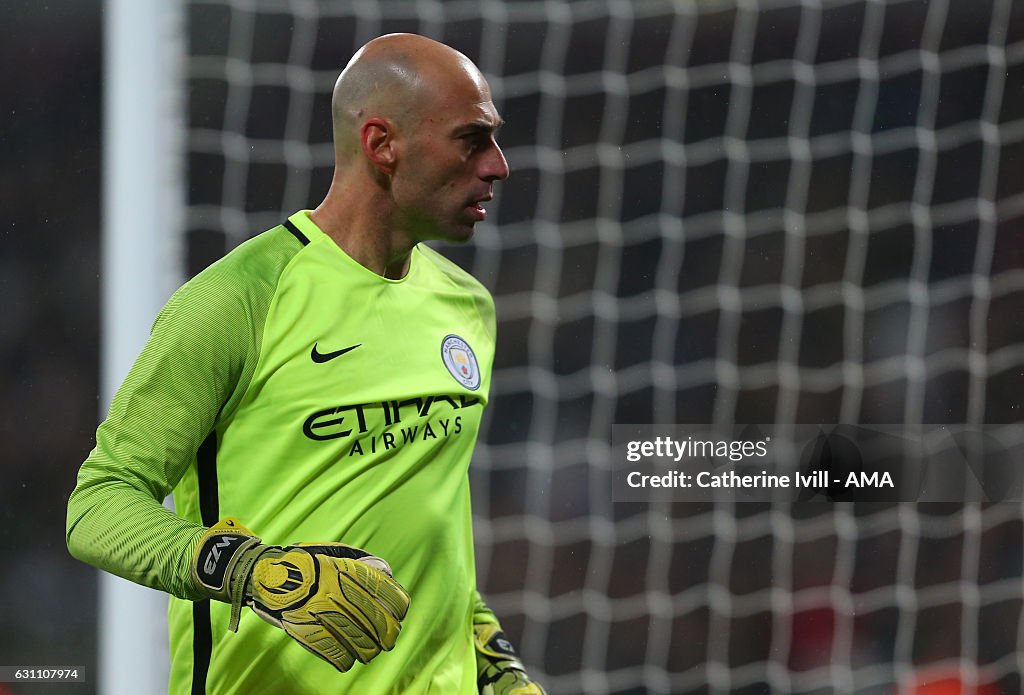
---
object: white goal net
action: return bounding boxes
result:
[182,1,1024,693]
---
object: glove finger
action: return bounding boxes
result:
[294,543,395,578]
[280,620,358,673]
[326,562,405,651]
[357,555,393,577]
[338,560,411,622]
[291,543,371,562]
[313,607,388,663]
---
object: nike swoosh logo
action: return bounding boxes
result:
[310,343,362,363]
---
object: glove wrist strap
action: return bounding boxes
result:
[474,623,526,672]
[190,517,264,631]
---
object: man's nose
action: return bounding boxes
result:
[482,142,509,182]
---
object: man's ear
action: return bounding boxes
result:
[361,117,397,175]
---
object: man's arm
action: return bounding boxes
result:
[472,590,547,695]
[66,263,254,599]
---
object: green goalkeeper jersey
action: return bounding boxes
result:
[67,211,497,694]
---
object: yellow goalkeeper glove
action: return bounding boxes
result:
[190,517,410,672]
[475,623,547,695]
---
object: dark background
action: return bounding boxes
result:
[1,1,103,692]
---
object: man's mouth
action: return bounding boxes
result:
[467,203,487,221]
[466,193,492,221]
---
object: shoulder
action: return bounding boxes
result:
[197,224,306,293]
[414,244,494,308]
[155,224,305,333]
[414,244,496,341]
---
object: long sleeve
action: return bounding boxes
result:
[66,254,266,600]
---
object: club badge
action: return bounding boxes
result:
[441,334,481,391]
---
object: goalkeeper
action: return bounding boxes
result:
[67,33,544,695]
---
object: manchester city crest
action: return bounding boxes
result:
[441,334,480,390]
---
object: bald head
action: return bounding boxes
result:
[330,34,488,161]
[311,33,507,270]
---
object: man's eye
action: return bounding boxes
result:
[462,133,490,152]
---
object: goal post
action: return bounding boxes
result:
[101,0,184,692]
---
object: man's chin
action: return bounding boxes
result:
[440,222,477,244]
[408,221,476,246]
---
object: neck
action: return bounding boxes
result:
[309,172,416,280]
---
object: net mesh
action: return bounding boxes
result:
[183,1,1024,693]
